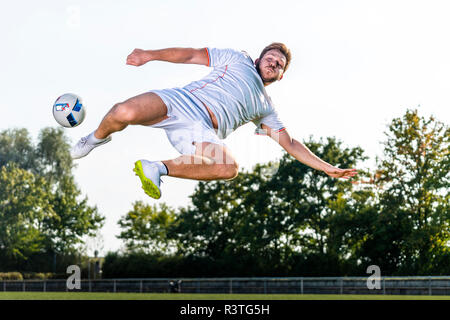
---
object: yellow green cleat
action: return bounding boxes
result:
[133,160,162,199]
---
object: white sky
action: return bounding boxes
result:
[1,0,449,255]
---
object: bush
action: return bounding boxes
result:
[22,272,54,280]
[102,251,284,278]
[0,272,23,280]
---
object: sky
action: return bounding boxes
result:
[1,0,449,255]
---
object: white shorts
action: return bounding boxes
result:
[149,88,226,155]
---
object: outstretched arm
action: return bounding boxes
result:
[126,47,209,67]
[261,124,358,179]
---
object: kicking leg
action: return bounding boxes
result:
[71,92,168,159]
[94,92,168,139]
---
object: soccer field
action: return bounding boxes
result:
[0,292,448,300]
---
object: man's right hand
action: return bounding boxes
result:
[126,49,152,66]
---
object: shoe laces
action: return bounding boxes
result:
[79,136,88,146]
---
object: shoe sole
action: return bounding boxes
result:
[133,160,161,199]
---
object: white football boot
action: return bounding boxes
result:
[71,133,112,159]
[133,160,164,199]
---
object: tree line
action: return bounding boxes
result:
[0,109,448,277]
[109,109,449,277]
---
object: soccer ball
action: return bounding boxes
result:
[52,93,86,128]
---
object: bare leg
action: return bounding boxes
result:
[162,142,239,180]
[94,92,168,139]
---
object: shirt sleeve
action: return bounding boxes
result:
[206,47,246,67]
[252,111,286,136]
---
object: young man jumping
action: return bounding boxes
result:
[71,43,358,199]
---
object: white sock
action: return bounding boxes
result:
[154,161,168,176]
[87,131,108,145]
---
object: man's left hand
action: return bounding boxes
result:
[324,167,358,179]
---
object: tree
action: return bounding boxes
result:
[0,163,52,261]
[0,127,105,269]
[36,128,105,254]
[117,201,177,254]
[261,137,369,275]
[0,129,37,170]
[358,109,449,274]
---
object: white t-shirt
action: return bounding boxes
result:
[183,48,285,139]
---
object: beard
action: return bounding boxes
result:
[256,61,278,85]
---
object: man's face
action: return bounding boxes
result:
[256,49,287,85]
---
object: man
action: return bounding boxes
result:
[71,43,358,199]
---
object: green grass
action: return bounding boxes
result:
[0,292,448,300]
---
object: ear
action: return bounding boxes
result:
[254,58,259,65]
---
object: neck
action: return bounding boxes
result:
[263,78,275,87]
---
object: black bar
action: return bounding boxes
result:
[0,300,446,319]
